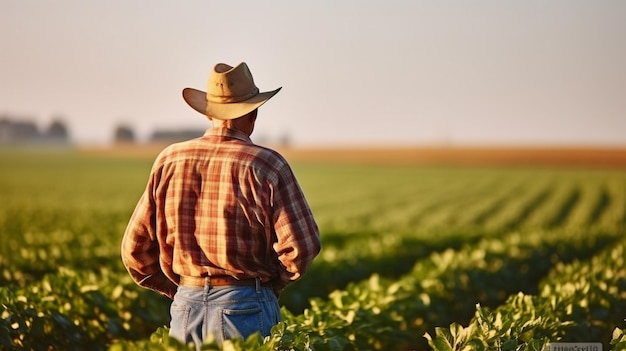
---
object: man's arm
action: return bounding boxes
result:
[121,187,178,299]
[271,165,321,293]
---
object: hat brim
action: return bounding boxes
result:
[182,87,282,120]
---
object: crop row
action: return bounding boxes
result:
[282,170,626,312]
[426,236,626,350]
[0,267,171,351]
[3,155,624,290]
[304,166,626,235]
[108,227,623,351]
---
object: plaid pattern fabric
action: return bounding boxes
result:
[121,127,320,299]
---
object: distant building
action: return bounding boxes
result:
[46,120,69,141]
[113,124,136,144]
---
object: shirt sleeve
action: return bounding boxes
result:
[271,164,321,290]
[121,170,178,299]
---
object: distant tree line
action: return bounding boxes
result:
[111,124,292,146]
[1,114,291,146]
[0,115,69,145]
[0,115,206,145]
[113,125,204,144]
[114,127,291,146]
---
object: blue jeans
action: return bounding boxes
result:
[169,283,281,349]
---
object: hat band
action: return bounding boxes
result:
[207,87,259,104]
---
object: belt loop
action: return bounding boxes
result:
[205,270,211,293]
[204,276,211,294]
[255,277,260,293]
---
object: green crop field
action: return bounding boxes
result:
[1,148,626,351]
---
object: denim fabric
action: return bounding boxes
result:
[169,283,281,349]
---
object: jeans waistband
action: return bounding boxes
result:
[179,275,270,288]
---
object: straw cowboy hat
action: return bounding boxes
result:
[182,62,282,120]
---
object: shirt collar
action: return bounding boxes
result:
[204,127,252,143]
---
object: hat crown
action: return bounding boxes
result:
[182,61,281,120]
[207,62,259,103]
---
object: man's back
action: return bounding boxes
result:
[151,127,309,283]
[122,126,320,298]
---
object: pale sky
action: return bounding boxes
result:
[2,0,625,147]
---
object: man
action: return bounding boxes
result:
[121,62,321,348]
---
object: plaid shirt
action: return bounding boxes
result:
[121,127,320,299]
